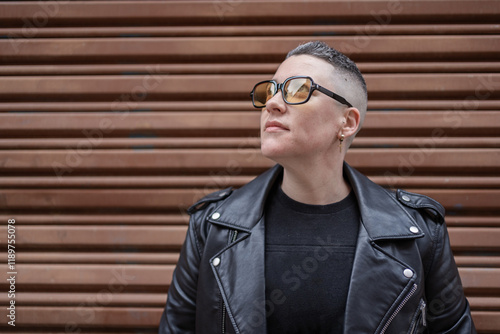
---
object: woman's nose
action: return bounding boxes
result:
[264,90,286,114]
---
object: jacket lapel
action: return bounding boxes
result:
[207,165,282,333]
[343,164,424,333]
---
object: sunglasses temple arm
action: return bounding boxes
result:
[316,85,353,108]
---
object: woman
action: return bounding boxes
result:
[158,41,476,334]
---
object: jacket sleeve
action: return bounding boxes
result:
[158,213,203,334]
[424,221,476,333]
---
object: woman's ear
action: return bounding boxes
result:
[342,107,361,138]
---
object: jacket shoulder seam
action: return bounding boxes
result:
[187,187,233,215]
[396,189,445,223]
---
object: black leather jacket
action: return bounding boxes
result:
[159,163,476,334]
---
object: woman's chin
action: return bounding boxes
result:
[261,144,293,162]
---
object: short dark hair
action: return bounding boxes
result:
[286,41,367,97]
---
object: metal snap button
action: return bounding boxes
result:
[403,269,414,278]
[212,212,221,220]
[213,257,221,267]
[409,226,419,234]
[402,195,411,202]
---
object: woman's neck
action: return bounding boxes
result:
[280,158,351,205]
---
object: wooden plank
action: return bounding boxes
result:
[0,307,497,332]
[1,36,499,63]
[0,264,497,293]
[0,74,499,101]
[1,225,497,252]
[403,189,500,212]
[468,297,500,311]
[0,112,261,134]
[0,226,188,248]
[0,100,498,112]
[471,311,500,333]
[1,62,499,76]
[0,188,499,212]
[0,189,220,211]
[445,216,500,228]
[0,264,174,288]
[0,1,498,23]
[0,175,253,189]
[0,214,486,227]
[0,214,188,225]
[0,138,262,149]
[455,257,500,268]
[0,293,498,310]
[459,268,500,293]
[13,252,180,264]
[1,175,499,189]
[0,306,161,328]
[449,228,500,251]
[0,149,497,172]
[2,24,499,39]
[0,292,166,307]
[1,111,498,137]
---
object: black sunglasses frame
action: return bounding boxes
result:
[250,76,353,109]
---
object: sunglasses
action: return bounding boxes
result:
[250,76,353,109]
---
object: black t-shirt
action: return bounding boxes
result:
[264,181,360,334]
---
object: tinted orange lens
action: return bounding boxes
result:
[253,81,276,107]
[284,78,311,104]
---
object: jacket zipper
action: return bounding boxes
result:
[379,283,418,334]
[420,300,427,327]
[221,230,238,333]
[409,299,427,334]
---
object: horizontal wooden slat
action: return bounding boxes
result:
[2,36,499,64]
[1,62,500,76]
[0,214,188,225]
[1,226,498,252]
[0,226,188,248]
[0,306,161,328]
[0,73,499,102]
[0,292,166,307]
[0,188,499,212]
[1,1,498,25]
[0,110,497,131]
[1,175,500,189]
[455,257,500,268]
[449,228,500,251]
[403,189,500,212]
[0,308,498,332]
[0,136,498,151]
[10,252,180,264]
[1,111,498,137]
[1,100,499,113]
[2,214,497,227]
[0,189,216,210]
[472,311,500,333]
[0,264,173,289]
[0,265,497,292]
[0,293,499,311]
[459,268,500,293]
[0,149,497,172]
[2,24,499,39]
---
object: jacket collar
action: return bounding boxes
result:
[344,163,424,240]
[207,164,281,233]
[208,163,423,240]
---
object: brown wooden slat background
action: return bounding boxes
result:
[0,0,499,332]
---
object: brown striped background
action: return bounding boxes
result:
[0,1,499,332]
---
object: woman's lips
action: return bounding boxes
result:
[265,120,289,132]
